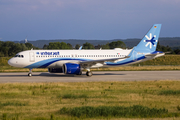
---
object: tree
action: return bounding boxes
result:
[21,43,28,51]
[95,44,101,49]
[43,44,48,49]
[156,41,173,53]
[0,41,39,57]
[25,43,33,49]
[156,41,161,51]
[109,41,126,49]
[101,43,110,49]
[48,42,60,49]
[67,43,73,49]
[83,42,94,49]
[47,42,72,49]
[174,49,180,54]
[75,44,80,49]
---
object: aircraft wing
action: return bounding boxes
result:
[79,56,129,68]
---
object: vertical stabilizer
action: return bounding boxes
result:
[135,24,161,52]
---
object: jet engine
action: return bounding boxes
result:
[48,68,63,73]
[63,63,82,75]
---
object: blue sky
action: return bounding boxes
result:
[0,0,180,41]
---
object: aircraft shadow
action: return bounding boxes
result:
[39,72,125,77]
[0,72,125,77]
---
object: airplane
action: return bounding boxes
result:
[8,24,164,77]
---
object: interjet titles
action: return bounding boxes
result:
[37,52,60,55]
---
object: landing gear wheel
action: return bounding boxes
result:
[28,73,32,77]
[28,68,33,77]
[86,71,92,77]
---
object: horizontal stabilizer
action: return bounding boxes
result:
[145,51,164,57]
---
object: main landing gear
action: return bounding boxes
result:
[28,68,33,77]
[76,70,92,76]
[86,71,92,77]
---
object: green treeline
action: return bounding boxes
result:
[43,41,126,50]
[0,40,179,57]
[0,41,38,57]
[43,42,73,49]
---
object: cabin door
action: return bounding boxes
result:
[29,52,35,62]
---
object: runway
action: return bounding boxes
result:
[0,71,180,83]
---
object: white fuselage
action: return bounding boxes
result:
[8,49,132,68]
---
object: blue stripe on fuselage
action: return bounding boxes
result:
[24,55,147,68]
[105,56,145,66]
[24,58,89,68]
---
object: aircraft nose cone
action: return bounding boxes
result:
[8,59,14,66]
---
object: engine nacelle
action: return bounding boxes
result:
[63,63,81,74]
[48,68,63,73]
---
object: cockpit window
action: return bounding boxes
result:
[14,55,24,58]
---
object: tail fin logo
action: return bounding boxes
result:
[144,33,157,49]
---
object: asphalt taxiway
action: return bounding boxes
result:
[0,71,180,83]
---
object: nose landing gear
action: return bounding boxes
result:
[28,68,33,77]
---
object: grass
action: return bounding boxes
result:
[133,55,180,66]
[92,65,180,71]
[60,105,170,118]
[0,101,27,107]
[0,81,180,119]
[59,94,88,99]
[159,90,180,95]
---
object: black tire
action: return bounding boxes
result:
[28,73,32,77]
[86,71,92,77]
